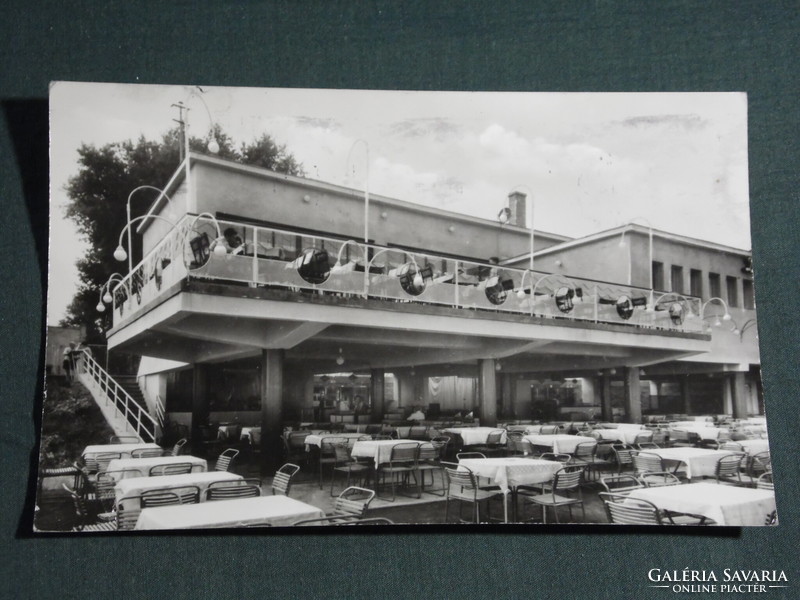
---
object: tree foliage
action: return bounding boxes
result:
[60,127,303,343]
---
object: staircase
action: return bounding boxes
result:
[73,350,159,442]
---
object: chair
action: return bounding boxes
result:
[215,448,239,472]
[539,425,559,435]
[611,444,635,473]
[457,451,487,460]
[469,429,506,456]
[599,474,645,496]
[747,451,771,481]
[416,440,446,496]
[62,484,116,532]
[317,436,347,488]
[715,453,750,486]
[600,492,665,525]
[149,462,194,476]
[330,443,370,496]
[639,472,682,487]
[272,463,301,496]
[539,452,572,463]
[442,462,503,524]
[505,431,527,456]
[205,479,262,501]
[377,442,420,501]
[670,429,697,447]
[757,472,774,490]
[83,452,122,475]
[632,451,664,476]
[131,448,165,459]
[571,441,610,481]
[408,425,428,440]
[283,431,311,466]
[115,497,143,531]
[170,438,188,456]
[636,442,661,450]
[523,465,586,524]
[140,490,184,508]
[110,435,142,444]
[332,486,376,518]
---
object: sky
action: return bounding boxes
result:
[48,83,751,325]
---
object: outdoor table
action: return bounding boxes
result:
[644,447,730,480]
[106,455,208,480]
[304,433,366,448]
[217,423,241,440]
[736,439,770,455]
[134,496,326,530]
[351,439,422,468]
[626,482,776,526]
[592,429,651,444]
[670,425,727,441]
[443,427,507,446]
[240,427,261,444]
[459,457,562,522]
[82,443,163,460]
[114,471,243,504]
[523,434,595,454]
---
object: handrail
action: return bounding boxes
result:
[110,215,705,334]
[74,349,158,442]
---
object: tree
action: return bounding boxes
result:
[60,127,304,344]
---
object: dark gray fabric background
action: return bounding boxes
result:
[1,2,797,598]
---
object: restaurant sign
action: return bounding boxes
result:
[647,569,789,594]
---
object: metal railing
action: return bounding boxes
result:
[74,349,158,442]
[111,215,704,333]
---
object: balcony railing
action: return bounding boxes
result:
[111,215,705,333]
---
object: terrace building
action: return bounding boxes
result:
[98,153,759,469]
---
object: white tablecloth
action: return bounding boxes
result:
[114,471,243,504]
[240,427,261,444]
[458,458,562,495]
[627,482,776,526]
[443,427,507,446]
[304,433,367,448]
[351,440,422,467]
[523,434,596,454]
[82,443,162,459]
[646,448,730,480]
[593,429,652,444]
[134,496,326,530]
[671,425,727,440]
[106,456,208,480]
[736,439,771,455]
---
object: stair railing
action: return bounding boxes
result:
[73,349,158,442]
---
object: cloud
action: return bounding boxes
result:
[618,113,707,130]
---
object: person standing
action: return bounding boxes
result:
[62,344,74,384]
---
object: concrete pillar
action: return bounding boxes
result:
[601,375,612,422]
[722,376,733,415]
[370,369,385,423]
[260,349,284,473]
[624,367,642,423]
[397,372,415,410]
[681,376,692,415]
[502,373,514,419]
[731,372,749,419]
[191,364,210,447]
[478,359,498,427]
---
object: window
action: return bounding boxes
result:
[652,261,665,291]
[726,276,739,308]
[743,279,755,309]
[709,272,721,299]
[690,269,703,298]
[671,265,684,294]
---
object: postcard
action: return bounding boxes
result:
[36,83,770,531]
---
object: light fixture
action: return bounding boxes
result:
[448,225,455,233]
[495,361,502,371]
[207,139,220,154]
[303,194,311,203]
[96,302,105,313]
[497,207,511,225]
[336,348,345,366]
[609,368,617,375]
[380,211,388,219]
[102,291,113,305]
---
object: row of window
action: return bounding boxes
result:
[652,261,755,309]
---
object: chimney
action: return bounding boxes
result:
[508,191,527,227]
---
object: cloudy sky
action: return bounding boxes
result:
[48,83,750,325]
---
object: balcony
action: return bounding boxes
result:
[108,214,707,335]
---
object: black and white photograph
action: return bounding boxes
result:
[36,82,772,531]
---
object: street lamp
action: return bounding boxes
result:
[700,296,732,331]
[123,186,174,274]
[346,139,370,244]
[331,239,366,273]
[95,273,126,312]
[618,217,654,310]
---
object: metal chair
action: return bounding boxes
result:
[600,492,665,525]
[332,486,376,518]
[149,462,194,476]
[524,465,586,524]
[442,462,503,524]
[131,448,165,459]
[599,474,645,496]
[62,484,116,532]
[416,440,447,496]
[715,453,751,486]
[272,463,301,496]
[611,444,635,473]
[170,438,188,456]
[377,442,420,501]
[110,435,142,444]
[330,443,370,495]
[205,479,262,501]
[215,448,239,472]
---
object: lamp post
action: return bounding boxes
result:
[124,186,174,275]
[364,247,424,298]
[529,273,573,316]
[331,239,366,272]
[700,296,732,331]
[346,139,370,244]
[618,217,654,309]
[95,273,127,312]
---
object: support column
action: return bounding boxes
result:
[397,372,415,411]
[502,373,514,419]
[722,376,733,416]
[624,367,642,424]
[601,375,612,422]
[191,364,210,451]
[370,369,385,423]
[731,372,749,419]
[478,359,498,427]
[260,349,284,474]
[681,376,692,416]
